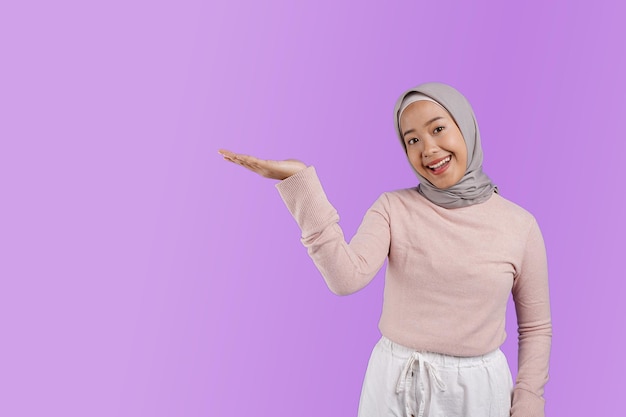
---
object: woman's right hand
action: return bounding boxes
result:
[218,149,307,181]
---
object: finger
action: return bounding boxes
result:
[220,150,248,165]
[241,159,269,175]
[219,149,251,161]
[222,150,245,162]
[220,153,238,164]
[218,149,237,162]
[227,154,265,174]
[236,153,263,164]
[223,157,240,166]
[218,150,277,177]
[220,150,270,168]
[234,154,269,171]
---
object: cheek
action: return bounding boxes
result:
[407,150,424,167]
[460,154,468,171]
[457,145,468,171]
[448,134,467,168]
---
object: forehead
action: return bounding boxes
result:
[399,100,452,128]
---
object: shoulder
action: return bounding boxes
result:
[380,187,426,206]
[486,193,540,232]
[374,187,433,213]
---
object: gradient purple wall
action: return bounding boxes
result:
[1,0,623,416]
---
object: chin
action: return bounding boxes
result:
[431,182,450,190]
[430,177,459,190]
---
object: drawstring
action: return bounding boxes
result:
[425,362,447,391]
[396,352,447,417]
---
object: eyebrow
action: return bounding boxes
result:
[402,116,445,137]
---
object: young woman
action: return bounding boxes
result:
[219,82,551,417]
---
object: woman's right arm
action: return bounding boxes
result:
[275,166,390,295]
[219,150,390,295]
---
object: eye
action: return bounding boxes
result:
[433,126,445,134]
[407,137,419,145]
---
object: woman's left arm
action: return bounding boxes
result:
[510,218,552,417]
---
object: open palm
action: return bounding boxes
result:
[219,149,307,180]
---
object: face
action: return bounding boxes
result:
[399,100,468,189]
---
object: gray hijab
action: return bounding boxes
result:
[393,82,497,209]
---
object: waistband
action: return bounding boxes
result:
[378,336,504,369]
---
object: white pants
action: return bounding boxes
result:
[358,337,513,417]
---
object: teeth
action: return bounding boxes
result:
[428,156,451,169]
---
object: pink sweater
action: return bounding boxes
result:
[276,166,551,417]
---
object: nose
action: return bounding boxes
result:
[421,136,440,158]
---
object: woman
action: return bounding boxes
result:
[219,82,551,417]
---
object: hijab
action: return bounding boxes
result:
[393,82,497,209]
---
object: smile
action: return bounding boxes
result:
[427,155,451,170]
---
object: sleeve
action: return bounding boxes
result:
[275,166,391,295]
[510,218,552,417]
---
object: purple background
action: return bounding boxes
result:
[1,0,623,416]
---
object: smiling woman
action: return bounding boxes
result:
[219,82,551,417]
[400,98,468,189]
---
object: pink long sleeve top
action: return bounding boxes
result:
[276,166,552,417]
